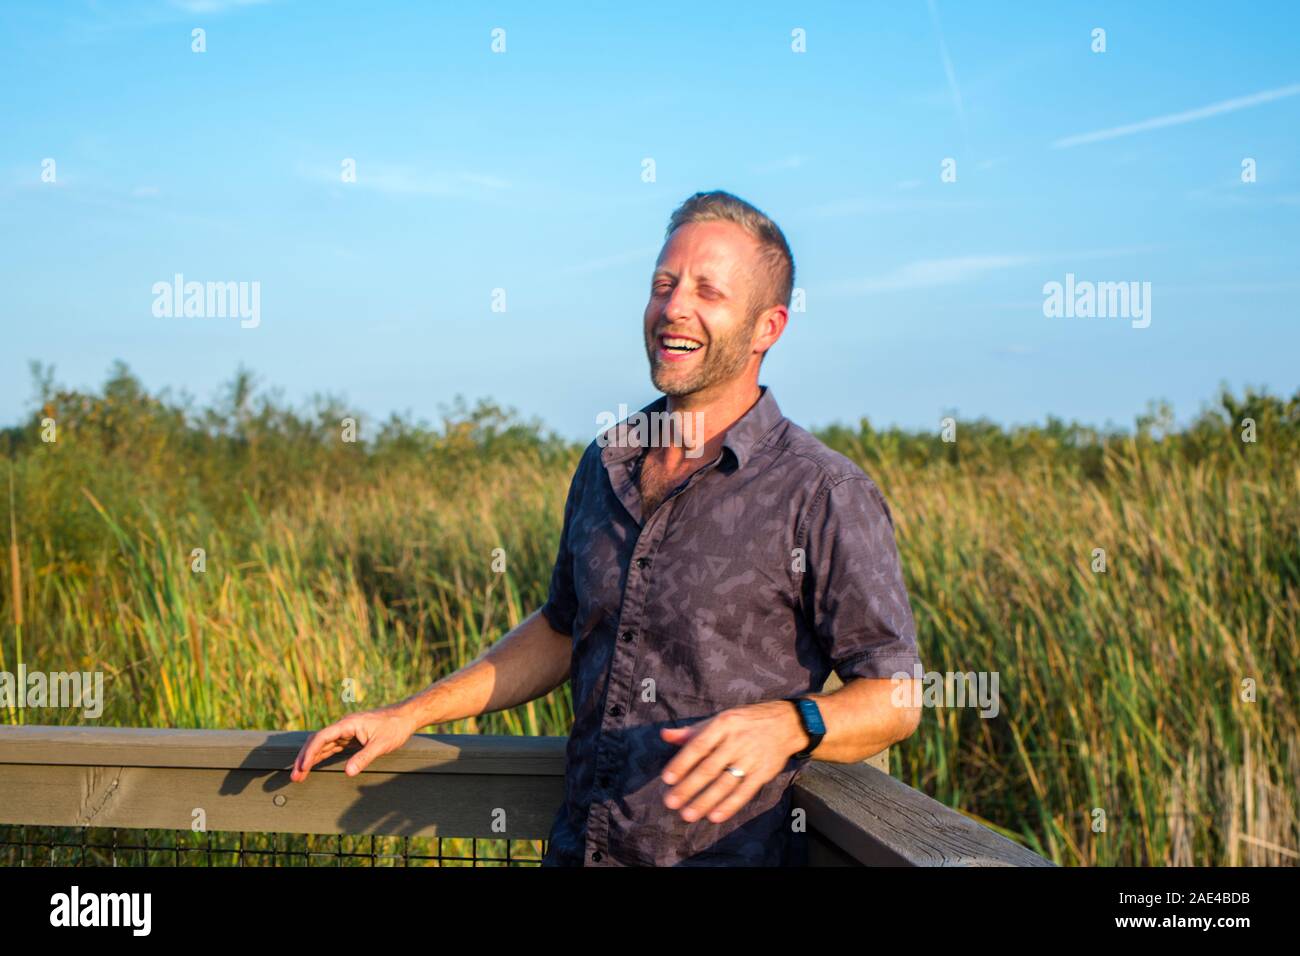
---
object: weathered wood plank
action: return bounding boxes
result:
[0,763,564,838]
[0,725,1055,866]
[791,760,1054,866]
[0,725,566,776]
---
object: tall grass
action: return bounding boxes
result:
[2,362,1296,865]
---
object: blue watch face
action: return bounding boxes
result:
[797,698,826,735]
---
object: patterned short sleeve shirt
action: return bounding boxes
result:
[539,386,921,866]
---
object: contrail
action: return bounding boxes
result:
[927,0,967,140]
[1051,82,1300,148]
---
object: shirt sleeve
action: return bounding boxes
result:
[539,446,588,637]
[801,475,922,682]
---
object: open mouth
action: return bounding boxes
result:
[658,335,704,359]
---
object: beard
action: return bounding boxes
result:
[647,310,758,397]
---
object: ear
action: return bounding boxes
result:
[752,303,788,356]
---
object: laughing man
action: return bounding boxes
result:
[291,189,924,866]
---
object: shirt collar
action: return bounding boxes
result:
[598,385,784,472]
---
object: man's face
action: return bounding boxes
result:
[643,220,767,398]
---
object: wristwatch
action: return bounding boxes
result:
[785,696,826,760]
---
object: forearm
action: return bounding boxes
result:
[785,677,921,763]
[391,608,572,731]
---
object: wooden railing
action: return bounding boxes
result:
[0,725,1052,867]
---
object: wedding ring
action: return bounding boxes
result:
[724,765,745,778]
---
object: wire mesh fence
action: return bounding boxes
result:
[0,824,547,867]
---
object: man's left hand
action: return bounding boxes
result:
[659,699,807,824]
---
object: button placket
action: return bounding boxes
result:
[584,497,673,865]
[583,452,724,866]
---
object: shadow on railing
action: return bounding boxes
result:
[0,725,1052,867]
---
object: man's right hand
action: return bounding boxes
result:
[289,707,418,782]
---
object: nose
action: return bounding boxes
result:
[661,285,691,325]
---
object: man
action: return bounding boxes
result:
[290,189,924,866]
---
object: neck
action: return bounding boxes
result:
[660,378,762,464]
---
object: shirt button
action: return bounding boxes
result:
[591,850,603,862]
[636,556,650,569]
[608,704,623,717]
[620,630,634,642]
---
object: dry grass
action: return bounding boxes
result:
[2,367,1296,865]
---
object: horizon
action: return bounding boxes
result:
[5,357,1286,442]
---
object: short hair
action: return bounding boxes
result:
[664,190,795,321]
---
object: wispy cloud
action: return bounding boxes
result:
[806,195,988,217]
[1052,83,1300,149]
[63,0,273,39]
[169,0,272,14]
[826,254,1032,295]
[824,246,1156,296]
[926,0,967,142]
[14,180,236,230]
[298,162,510,198]
[458,172,512,190]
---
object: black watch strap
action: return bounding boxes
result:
[785,696,826,760]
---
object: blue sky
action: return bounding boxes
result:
[2,0,1297,441]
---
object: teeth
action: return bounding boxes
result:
[662,337,702,351]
